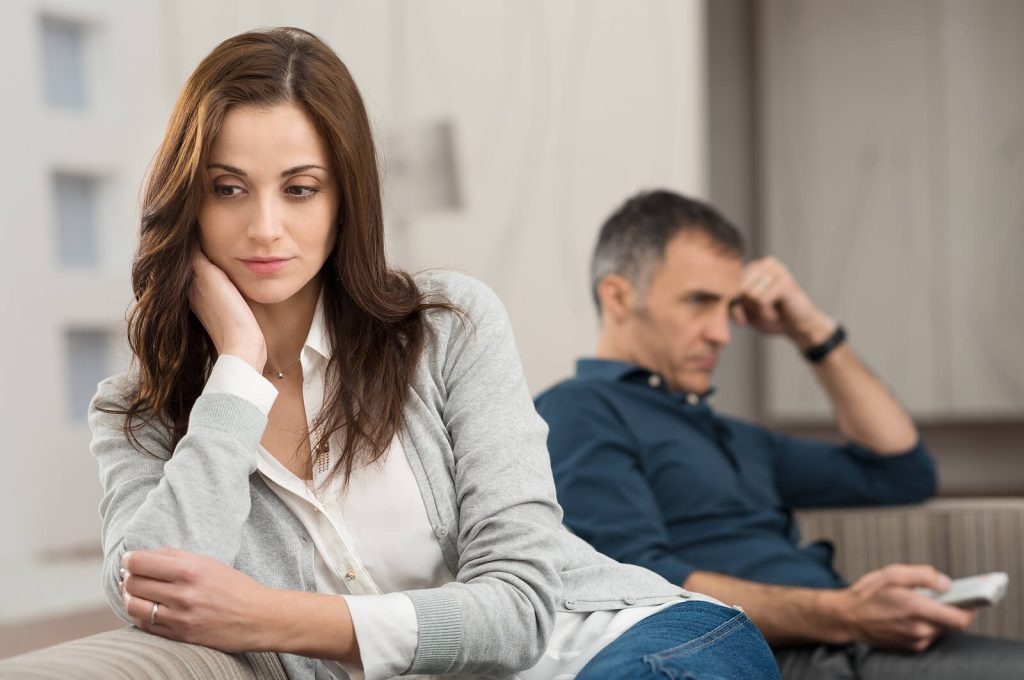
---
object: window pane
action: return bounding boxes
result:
[65,329,111,422]
[54,173,99,267]
[41,16,87,110]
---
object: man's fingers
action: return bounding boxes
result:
[744,291,780,324]
[912,595,977,632]
[880,564,951,591]
[731,304,748,326]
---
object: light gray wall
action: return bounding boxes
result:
[708,0,1024,496]
[0,0,711,621]
[706,0,759,421]
[163,0,710,395]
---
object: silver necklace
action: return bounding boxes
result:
[262,358,301,380]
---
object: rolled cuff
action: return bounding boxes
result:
[202,354,278,416]
[341,592,418,680]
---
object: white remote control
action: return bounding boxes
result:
[915,572,1008,608]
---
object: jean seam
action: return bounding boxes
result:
[646,611,751,662]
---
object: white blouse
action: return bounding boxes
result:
[202,299,683,680]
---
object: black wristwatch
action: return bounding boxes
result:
[804,324,846,363]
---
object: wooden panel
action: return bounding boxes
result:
[759,0,943,420]
[942,0,1024,417]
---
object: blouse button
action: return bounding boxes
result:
[435,526,449,538]
[564,600,577,610]
[686,393,700,405]
[623,596,637,605]
[345,570,357,581]
[647,375,662,388]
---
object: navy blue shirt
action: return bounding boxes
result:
[535,359,937,589]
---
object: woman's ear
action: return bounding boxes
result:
[597,274,637,325]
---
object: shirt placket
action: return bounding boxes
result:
[302,350,383,597]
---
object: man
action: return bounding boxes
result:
[535,189,1024,678]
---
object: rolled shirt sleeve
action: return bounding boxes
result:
[340,593,419,680]
[201,354,279,416]
[766,430,937,508]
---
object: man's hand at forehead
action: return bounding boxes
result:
[733,256,836,349]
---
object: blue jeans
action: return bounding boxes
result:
[577,600,781,680]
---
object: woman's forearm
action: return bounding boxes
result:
[257,587,361,665]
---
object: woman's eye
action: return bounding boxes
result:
[286,185,319,199]
[212,185,243,198]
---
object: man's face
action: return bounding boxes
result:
[623,232,743,394]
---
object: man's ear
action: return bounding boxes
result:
[597,274,636,324]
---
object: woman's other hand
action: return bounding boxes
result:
[120,547,275,653]
[189,249,267,372]
[121,546,361,663]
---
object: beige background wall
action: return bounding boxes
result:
[0,0,710,627]
[2,0,1021,652]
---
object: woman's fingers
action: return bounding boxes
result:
[123,587,177,634]
[124,572,187,609]
[122,550,191,582]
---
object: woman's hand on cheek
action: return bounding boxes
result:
[120,546,279,653]
[188,249,267,372]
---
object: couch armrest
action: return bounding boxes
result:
[795,497,1024,640]
[0,626,288,679]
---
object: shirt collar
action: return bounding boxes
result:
[304,289,331,361]
[574,357,716,404]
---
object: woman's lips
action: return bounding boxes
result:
[240,258,290,274]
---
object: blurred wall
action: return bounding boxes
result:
[0,0,710,622]
[1,0,167,623]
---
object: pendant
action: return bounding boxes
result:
[275,372,285,379]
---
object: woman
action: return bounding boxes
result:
[93,27,779,679]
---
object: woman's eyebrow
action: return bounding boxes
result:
[207,162,246,175]
[279,164,327,177]
[205,163,328,177]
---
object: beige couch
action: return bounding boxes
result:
[2,498,1021,678]
[0,627,287,679]
[796,497,1024,640]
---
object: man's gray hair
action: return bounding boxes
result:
[590,190,745,313]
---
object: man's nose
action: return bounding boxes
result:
[247,195,283,244]
[705,311,732,347]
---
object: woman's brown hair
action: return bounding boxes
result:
[116,27,455,481]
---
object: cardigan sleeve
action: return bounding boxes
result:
[89,357,276,621]
[401,273,564,677]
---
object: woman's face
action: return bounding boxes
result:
[198,102,339,306]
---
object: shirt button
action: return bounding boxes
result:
[564,600,577,610]
[345,570,357,581]
[435,526,449,538]
[647,375,662,388]
[686,393,700,405]
[623,596,637,605]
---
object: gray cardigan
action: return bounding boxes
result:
[90,271,688,679]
